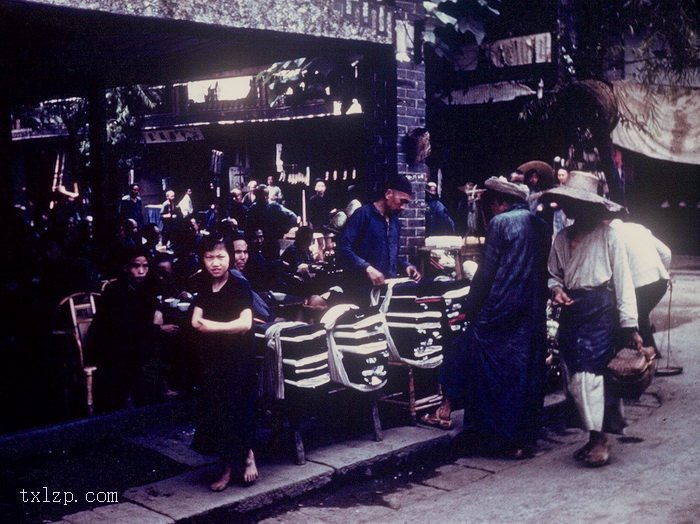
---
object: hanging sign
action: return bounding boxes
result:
[142,127,204,144]
[487,32,551,68]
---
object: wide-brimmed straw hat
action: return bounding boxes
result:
[517,160,554,181]
[484,176,529,201]
[543,170,624,212]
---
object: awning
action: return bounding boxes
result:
[611,80,700,165]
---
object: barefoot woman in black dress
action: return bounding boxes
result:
[190,236,258,491]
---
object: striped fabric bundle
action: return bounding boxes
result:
[277,323,331,389]
[254,321,330,400]
[321,305,390,392]
[374,278,471,368]
[438,279,471,337]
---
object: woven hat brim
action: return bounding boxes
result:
[484,177,529,201]
[517,160,554,179]
[543,186,624,212]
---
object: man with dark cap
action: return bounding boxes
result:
[338,174,421,305]
[422,176,550,460]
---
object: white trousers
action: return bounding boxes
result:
[568,372,605,432]
[567,371,627,433]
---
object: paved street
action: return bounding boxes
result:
[255,259,700,524]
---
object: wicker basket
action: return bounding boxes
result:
[607,346,657,400]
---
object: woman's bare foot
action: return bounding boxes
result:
[209,462,232,492]
[243,449,259,485]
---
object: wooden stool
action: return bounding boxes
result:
[379,362,443,425]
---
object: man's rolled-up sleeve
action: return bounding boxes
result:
[547,231,566,291]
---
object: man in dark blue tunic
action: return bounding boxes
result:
[423,176,550,458]
[337,174,421,305]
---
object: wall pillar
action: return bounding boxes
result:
[395,1,427,265]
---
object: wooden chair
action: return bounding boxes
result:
[375,279,470,424]
[100,278,116,292]
[53,292,100,416]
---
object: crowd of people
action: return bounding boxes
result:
[3,158,673,489]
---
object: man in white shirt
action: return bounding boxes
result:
[177,188,194,218]
[608,218,671,356]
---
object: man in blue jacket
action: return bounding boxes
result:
[337,174,421,305]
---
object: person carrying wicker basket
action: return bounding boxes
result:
[543,171,643,468]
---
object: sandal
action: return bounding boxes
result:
[583,434,610,467]
[584,444,610,467]
[573,441,593,461]
[420,412,453,430]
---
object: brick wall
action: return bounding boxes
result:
[394,1,427,265]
